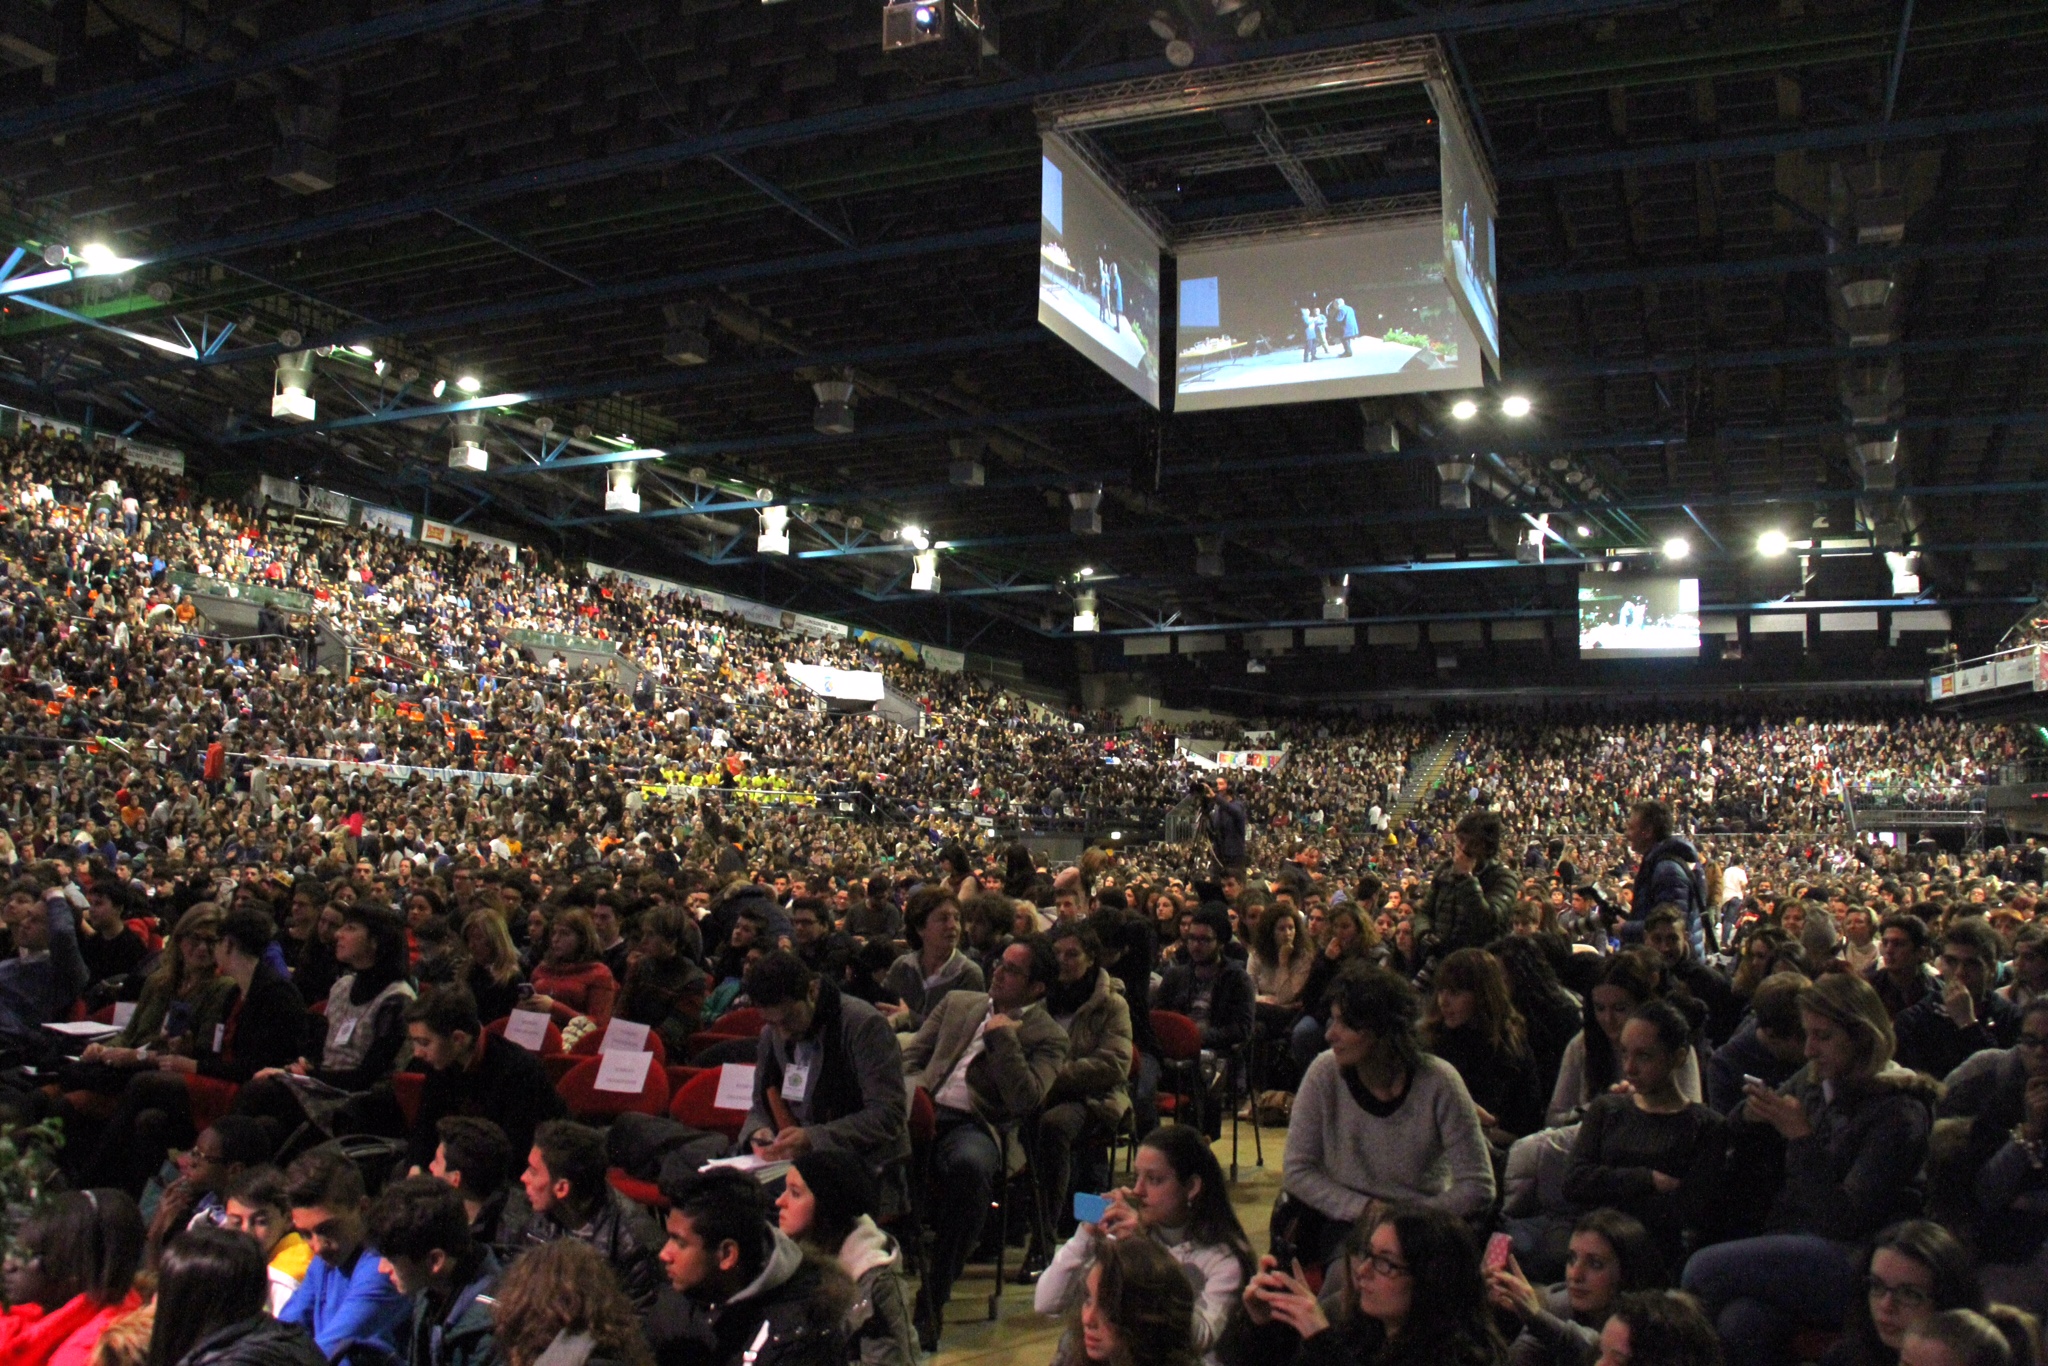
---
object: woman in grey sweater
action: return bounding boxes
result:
[1280,968,1495,1269]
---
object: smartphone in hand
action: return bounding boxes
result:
[1484,1232,1513,1273]
[1074,1191,1110,1226]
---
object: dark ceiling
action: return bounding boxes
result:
[2,0,2046,671]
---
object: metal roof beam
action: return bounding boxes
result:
[214,329,1045,442]
[0,0,544,143]
[1506,230,2048,296]
[546,465,1131,526]
[468,402,1132,480]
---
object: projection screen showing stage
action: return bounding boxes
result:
[1038,137,1164,408]
[1435,85,1500,376]
[1579,576,1702,659]
[1172,216,1483,413]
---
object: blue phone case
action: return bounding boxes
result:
[1073,1191,1110,1225]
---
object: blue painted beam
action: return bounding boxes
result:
[77,224,1039,386]
[711,156,855,248]
[0,0,544,142]
[476,402,1133,480]
[216,329,1047,442]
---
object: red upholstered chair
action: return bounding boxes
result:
[1150,1009,1204,1128]
[183,1075,241,1133]
[570,1024,668,1067]
[608,1169,666,1213]
[483,1014,564,1056]
[710,1007,765,1036]
[392,1071,425,1129]
[668,1065,750,1140]
[89,1004,117,1025]
[556,1055,670,1123]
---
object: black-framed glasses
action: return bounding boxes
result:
[1866,1276,1932,1309]
[1353,1251,1412,1280]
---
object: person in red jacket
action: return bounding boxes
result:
[202,740,226,795]
[0,1188,146,1366]
[526,910,616,1028]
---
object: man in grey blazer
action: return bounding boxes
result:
[902,935,1069,1347]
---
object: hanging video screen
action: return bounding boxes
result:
[1435,86,1500,376]
[1579,576,1701,659]
[1172,216,1483,413]
[1038,137,1163,409]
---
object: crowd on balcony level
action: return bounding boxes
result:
[7,425,2048,1366]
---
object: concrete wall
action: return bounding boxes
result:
[1079,672,1242,728]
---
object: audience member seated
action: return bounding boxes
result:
[402,985,566,1176]
[0,878,88,1067]
[1547,951,1703,1128]
[62,905,233,1121]
[220,1166,312,1315]
[1287,905,1379,1078]
[78,881,149,989]
[617,906,710,1057]
[278,1149,413,1358]
[1029,919,1135,1262]
[144,1116,275,1255]
[1069,1235,1198,1366]
[459,912,526,1027]
[146,1228,325,1366]
[1035,1124,1253,1364]
[1486,1209,1665,1366]
[490,1240,655,1366]
[900,936,1068,1346]
[1596,1291,1724,1366]
[646,1168,850,1366]
[366,1177,504,1366]
[528,909,618,1029]
[1424,948,1546,1146]
[1869,916,1937,1020]
[0,1189,145,1366]
[236,903,413,1136]
[429,1116,525,1249]
[1154,905,1256,1138]
[514,1120,665,1311]
[1827,1221,1985,1366]
[775,1150,918,1366]
[1562,1001,1726,1271]
[1894,917,2020,1079]
[883,890,983,1033]
[1238,1203,1506,1366]
[734,950,909,1180]
[1705,973,1809,1115]
[1681,975,1939,1366]
[1279,968,1495,1270]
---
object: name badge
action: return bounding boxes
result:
[213,1024,225,1052]
[781,1062,811,1103]
[331,1016,357,1046]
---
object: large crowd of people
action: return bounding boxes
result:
[5,425,2048,1366]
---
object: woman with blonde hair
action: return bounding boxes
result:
[64,906,235,1118]
[490,1240,653,1366]
[1682,973,1941,1366]
[460,910,525,1023]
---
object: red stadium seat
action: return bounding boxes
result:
[392,1071,425,1129]
[183,1075,241,1133]
[1150,1010,1204,1126]
[908,1086,936,1145]
[483,1014,564,1056]
[710,1006,764,1036]
[570,1023,668,1066]
[556,1055,670,1122]
[668,1064,750,1139]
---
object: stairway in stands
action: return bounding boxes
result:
[1391,728,1469,822]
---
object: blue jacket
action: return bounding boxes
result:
[279,1244,412,1357]
[0,891,87,1049]
[1632,837,1708,954]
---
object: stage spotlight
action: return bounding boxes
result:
[1662,536,1691,561]
[1501,394,1532,418]
[455,375,481,394]
[1450,399,1479,421]
[1575,525,1592,538]
[431,379,447,398]
[1757,529,1790,558]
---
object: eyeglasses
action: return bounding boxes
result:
[1353,1251,1412,1280]
[1866,1276,1932,1310]
[1182,933,1217,946]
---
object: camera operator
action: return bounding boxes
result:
[1195,775,1249,878]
